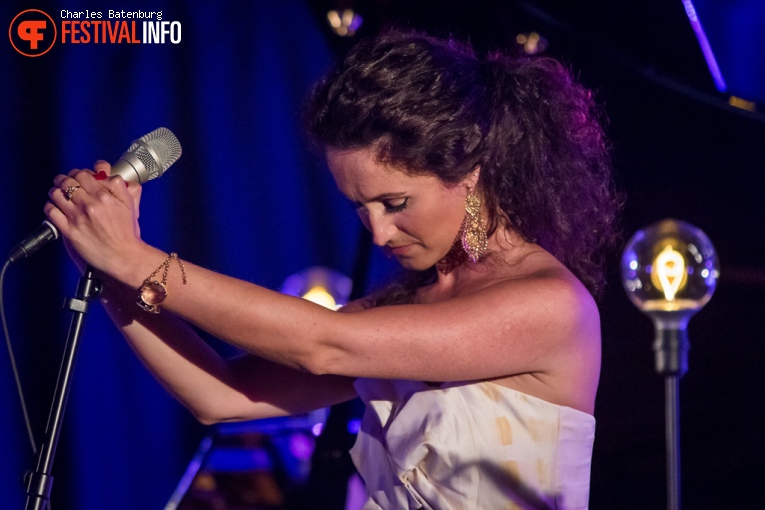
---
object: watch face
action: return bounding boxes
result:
[140,280,167,306]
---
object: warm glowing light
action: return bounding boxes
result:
[621,219,718,314]
[342,9,354,26]
[302,286,337,309]
[621,219,718,379]
[327,10,341,29]
[326,9,362,37]
[516,31,548,55]
[281,267,352,311]
[729,96,756,112]
[654,245,686,301]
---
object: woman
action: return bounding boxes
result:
[45,29,620,509]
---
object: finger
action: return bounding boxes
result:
[51,171,106,206]
[100,166,143,210]
[52,173,94,204]
[93,161,112,182]
[115,173,143,205]
[93,162,132,190]
[49,182,79,209]
[81,172,139,217]
[93,160,111,175]
[57,170,96,193]
[68,169,106,194]
[44,201,70,237]
[60,170,118,208]
[103,173,137,206]
[50,174,82,202]
[67,167,87,178]
[53,173,76,188]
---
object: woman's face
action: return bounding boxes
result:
[326,147,476,271]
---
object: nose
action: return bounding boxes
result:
[365,211,397,247]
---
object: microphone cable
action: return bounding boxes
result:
[1,258,39,457]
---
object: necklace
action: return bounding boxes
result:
[436,238,468,275]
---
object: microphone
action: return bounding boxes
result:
[7,127,182,263]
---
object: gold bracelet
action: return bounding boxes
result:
[136,252,187,314]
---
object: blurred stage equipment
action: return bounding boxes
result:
[682,0,765,106]
[166,267,357,510]
[621,219,719,510]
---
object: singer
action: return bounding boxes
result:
[45,28,620,509]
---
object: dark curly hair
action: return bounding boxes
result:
[305,28,621,299]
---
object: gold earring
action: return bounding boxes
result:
[461,190,487,262]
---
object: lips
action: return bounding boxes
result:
[388,244,413,256]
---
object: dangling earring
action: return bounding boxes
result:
[461,189,488,262]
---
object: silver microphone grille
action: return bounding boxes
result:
[126,127,182,181]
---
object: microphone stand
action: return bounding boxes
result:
[24,267,102,510]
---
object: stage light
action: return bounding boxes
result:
[279,266,353,310]
[621,218,718,510]
[515,32,547,55]
[681,0,727,92]
[326,9,362,37]
[729,96,756,112]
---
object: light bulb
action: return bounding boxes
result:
[622,219,718,313]
[621,219,719,375]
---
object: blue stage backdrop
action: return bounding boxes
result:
[5,1,765,509]
[0,2,398,509]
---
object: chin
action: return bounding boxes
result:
[396,257,436,272]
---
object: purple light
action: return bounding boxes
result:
[289,433,315,461]
[682,0,727,92]
[347,419,361,435]
[311,422,324,436]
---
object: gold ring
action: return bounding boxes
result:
[64,185,81,201]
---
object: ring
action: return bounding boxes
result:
[64,185,81,201]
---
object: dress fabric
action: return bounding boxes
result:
[349,378,595,510]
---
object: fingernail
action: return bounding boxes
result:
[94,171,107,180]
[125,181,129,187]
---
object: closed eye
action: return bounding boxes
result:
[350,196,409,214]
[383,197,409,214]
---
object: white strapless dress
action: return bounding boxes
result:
[349,378,595,510]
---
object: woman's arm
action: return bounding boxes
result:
[46,164,356,424]
[97,278,357,424]
[45,167,598,390]
[164,261,598,381]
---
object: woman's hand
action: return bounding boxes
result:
[44,160,144,277]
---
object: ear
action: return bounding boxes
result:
[463,166,481,191]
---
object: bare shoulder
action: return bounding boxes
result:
[479,257,602,413]
[322,250,601,413]
[482,262,600,364]
[468,251,599,330]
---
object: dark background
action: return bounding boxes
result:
[1,0,764,508]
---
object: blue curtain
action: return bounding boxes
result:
[1,2,392,508]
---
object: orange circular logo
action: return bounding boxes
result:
[9,9,57,57]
